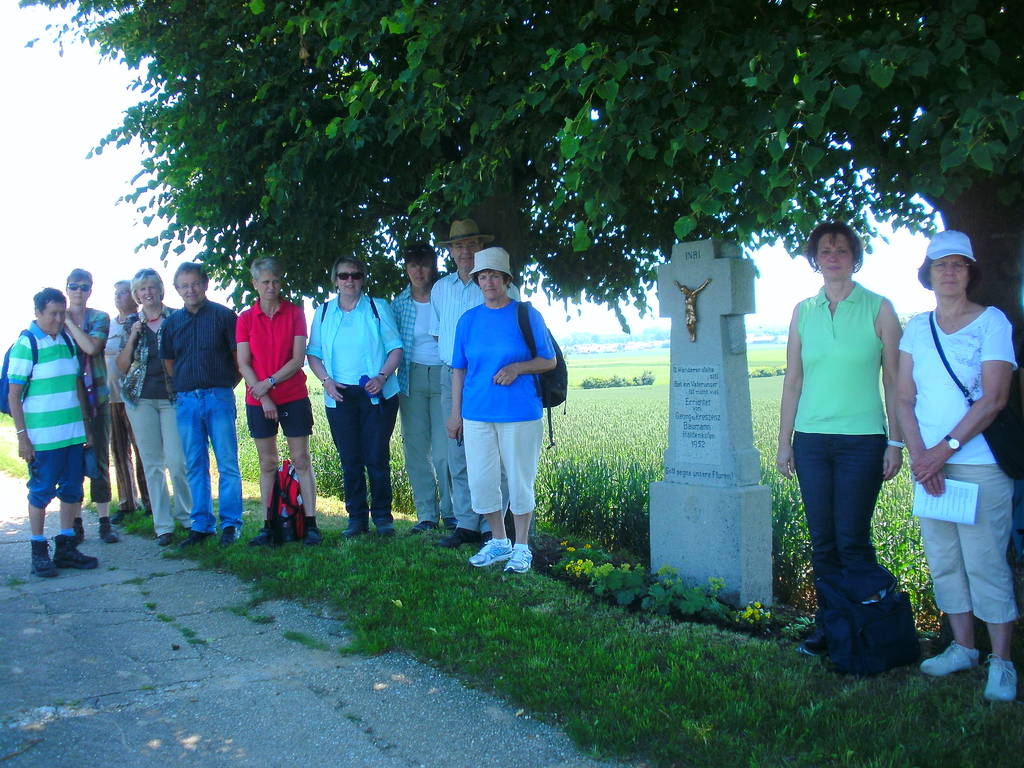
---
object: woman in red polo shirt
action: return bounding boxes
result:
[237,257,321,546]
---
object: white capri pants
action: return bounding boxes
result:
[918,463,1018,625]
[463,418,543,516]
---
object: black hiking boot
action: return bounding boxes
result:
[302,526,322,547]
[53,534,99,570]
[30,539,58,578]
[72,517,86,544]
[98,517,119,543]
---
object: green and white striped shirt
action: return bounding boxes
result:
[7,324,85,451]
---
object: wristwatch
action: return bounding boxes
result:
[267,376,276,387]
[944,434,961,451]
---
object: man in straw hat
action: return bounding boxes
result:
[431,219,519,548]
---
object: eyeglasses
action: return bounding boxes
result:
[67,283,92,292]
[336,271,364,281]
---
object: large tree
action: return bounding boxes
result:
[32,0,1024,331]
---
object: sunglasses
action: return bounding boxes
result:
[67,283,92,292]
[336,271,364,281]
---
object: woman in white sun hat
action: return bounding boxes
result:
[446,247,556,574]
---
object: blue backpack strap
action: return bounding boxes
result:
[22,329,40,365]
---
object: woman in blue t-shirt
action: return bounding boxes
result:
[447,247,556,573]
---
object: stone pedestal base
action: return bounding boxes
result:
[649,481,773,606]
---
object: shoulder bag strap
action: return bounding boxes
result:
[929,312,974,405]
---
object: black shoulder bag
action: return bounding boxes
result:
[928,312,1024,478]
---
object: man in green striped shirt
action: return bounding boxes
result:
[7,288,99,577]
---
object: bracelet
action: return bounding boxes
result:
[16,428,26,435]
[378,372,387,379]
[887,440,905,448]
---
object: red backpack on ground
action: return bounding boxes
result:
[269,459,305,543]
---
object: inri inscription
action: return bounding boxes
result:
[671,364,723,461]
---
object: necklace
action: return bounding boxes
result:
[143,308,163,323]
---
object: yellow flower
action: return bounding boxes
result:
[567,546,576,552]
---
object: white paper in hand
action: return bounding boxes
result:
[912,479,979,525]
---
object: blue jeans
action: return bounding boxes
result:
[174,388,243,533]
[325,388,399,525]
[793,432,886,582]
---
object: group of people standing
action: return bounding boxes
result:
[778,224,1019,702]
[12,219,1015,699]
[9,217,556,579]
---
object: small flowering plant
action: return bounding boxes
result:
[734,601,773,629]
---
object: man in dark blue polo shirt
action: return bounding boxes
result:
[161,263,244,548]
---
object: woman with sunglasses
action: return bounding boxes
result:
[307,256,403,537]
[62,268,119,544]
[115,269,192,547]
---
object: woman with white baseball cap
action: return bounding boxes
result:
[446,247,556,573]
[896,229,1018,701]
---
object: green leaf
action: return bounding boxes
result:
[325,117,342,139]
[802,145,825,172]
[572,221,592,251]
[564,43,588,67]
[971,144,993,172]
[248,0,265,15]
[868,62,895,89]
[833,85,862,111]
[560,134,580,160]
[595,80,619,106]
[673,216,697,240]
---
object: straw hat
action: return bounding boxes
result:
[439,218,495,245]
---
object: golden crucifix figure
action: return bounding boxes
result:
[674,278,712,342]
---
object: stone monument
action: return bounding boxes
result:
[649,239,773,606]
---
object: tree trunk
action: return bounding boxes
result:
[471,192,528,282]
[935,180,1024,354]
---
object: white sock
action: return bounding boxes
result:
[513,542,530,552]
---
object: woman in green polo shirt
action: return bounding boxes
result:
[776,222,904,656]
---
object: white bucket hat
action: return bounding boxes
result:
[469,247,513,277]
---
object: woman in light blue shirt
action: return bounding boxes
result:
[308,256,403,537]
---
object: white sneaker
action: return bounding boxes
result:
[468,539,512,567]
[920,641,979,677]
[503,547,533,573]
[984,655,1017,702]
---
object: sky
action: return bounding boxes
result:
[1,2,939,345]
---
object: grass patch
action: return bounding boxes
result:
[174,524,1023,767]
[228,602,276,624]
[155,614,173,623]
[282,630,329,651]
[5,576,26,587]
[144,601,157,610]
[122,576,146,585]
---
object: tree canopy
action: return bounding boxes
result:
[31,0,1024,328]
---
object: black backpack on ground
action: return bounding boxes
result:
[816,564,920,676]
[516,301,567,448]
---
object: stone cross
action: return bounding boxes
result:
[649,239,772,606]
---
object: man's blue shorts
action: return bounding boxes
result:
[27,444,85,509]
